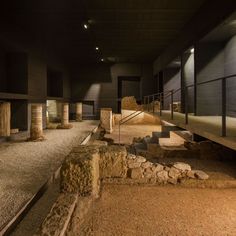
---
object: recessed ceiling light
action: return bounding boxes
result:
[83,23,88,29]
[190,48,194,53]
[95,47,99,51]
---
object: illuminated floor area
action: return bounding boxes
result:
[76,184,236,236]
[154,111,236,150]
[0,120,99,231]
[105,124,162,145]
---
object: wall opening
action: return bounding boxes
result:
[47,68,63,98]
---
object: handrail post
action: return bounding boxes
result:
[143,96,146,110]
[222,78,226,137]
[171,90,174,120]
[152,95,155,114]
[119,123,120,145]
[159,94,162,116]
[185,87,188,125]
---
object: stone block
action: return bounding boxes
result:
[60,145,100,196]
[100,108,113,133]
[99,145,127,178]
[128,167,143,179]
[193,170,209,180]
[35,194,77,236]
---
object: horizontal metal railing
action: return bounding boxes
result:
[143,74,236,137]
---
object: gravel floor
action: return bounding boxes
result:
[0,120,99,229]
[76,184,236,236]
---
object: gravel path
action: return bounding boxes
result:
[77,184,236,236]
[0,120,99,229]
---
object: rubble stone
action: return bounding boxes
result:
[127,159,141,168]
[127,153,136,160]
[156,170,169,183]
[172,162,191,172]
[143,167,155,179]
[141,161,153,169]
[186,170,196,179]
[152,163,164,173]
[136,155,146,163]
[129,168,143,179]
[194,170,209,180]
[168,167,181,179]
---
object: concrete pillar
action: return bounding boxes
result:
[0,102,11,137]
[75,102,82,122]
[100,108,113,133]
[30,104,44,140]
[57,103,72,129]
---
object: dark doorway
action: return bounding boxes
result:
[47,68,63,97]
[117,76,141,113]
[82,101,95,119]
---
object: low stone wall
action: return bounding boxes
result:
[36,142,209,236]
[34,194,77,236]
[126,154,209,184]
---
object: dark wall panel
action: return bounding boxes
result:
[182,53,194,113]
[195,42,224,115]
[224,36,236,117]
[71,63,154,114]
[163,68,181,110]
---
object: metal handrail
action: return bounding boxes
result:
[118,110,144,144]
[143,73,236,137]
[119,109,142,123]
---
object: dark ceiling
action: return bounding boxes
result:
[1,0,206,64]
[202,12,236,42]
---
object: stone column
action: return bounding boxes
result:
[61,103,69,126]
[0,102,11,137]
[57,103,72,129]
[30,104,44,141]
[100,108,113,133]
[75,102,82,122]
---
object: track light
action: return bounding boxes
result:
[83,23,88,29]
[101,58,104,62]
[190,48,194,53]
[95,47,99,51]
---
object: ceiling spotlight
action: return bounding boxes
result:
[83,23,88,29]
[101,58,104,62]
[95,47,99,51]
[190,48,194,53]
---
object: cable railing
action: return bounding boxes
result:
[143,74,236,137]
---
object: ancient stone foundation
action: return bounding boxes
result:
[29,104,44,141]
[57,103,73,129]
[121,96,141,110]
[0,102,11,137]
[75,102,82,122]
[100,108,113,133]
[60,145,100,197]
[36,141,209,236]
[170,102,181,112]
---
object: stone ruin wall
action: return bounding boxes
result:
[35,140,209,236]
